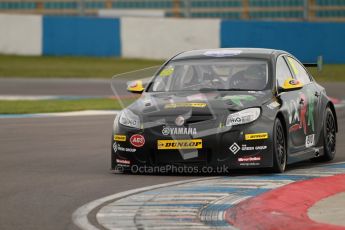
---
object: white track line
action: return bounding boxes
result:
[32,110,119,117]
[72,162,345,230]
[72,177,218,230]
[0,95,64,100]
[0,110,119,119]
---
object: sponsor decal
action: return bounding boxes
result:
[248,91,265,95]
[186,93,207,101]
[229,142,240,155]
[245,133,268,140]
[241,145,254,151]
[305,134,315,148]
[300,93,308,134]
[241,144,267,151]
[157,139,202,150]
[289,124,300,132]
[130,134,145,147]
[114,134,126,142]
[228,117,242,125]
[288,97,300,125]
[307,91,315,132]
[204,50,242,57]
[113,142,137,153]
[116,159,130,165]
[240,162,260,166]
[255,145,267,150]
[238,156,261,162]
[222,95,256,107]
[113,142,118,152]
[289,79,300,85]
[164,103,207,109]
[159,66,174,77]
[267,101,280,109]
[162,126,197,136]
[288,91,315,134]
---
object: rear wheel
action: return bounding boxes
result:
[319,108,336,161]
[272,118,287,173]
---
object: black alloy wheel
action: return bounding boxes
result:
[272,118,287,173]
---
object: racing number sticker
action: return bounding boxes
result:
[305,134,315,148]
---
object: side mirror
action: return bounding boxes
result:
[280,78,303,92]
[127,80,144,94]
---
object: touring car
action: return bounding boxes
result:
[111,48,337,173]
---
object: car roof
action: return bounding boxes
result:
[172,48,290,61]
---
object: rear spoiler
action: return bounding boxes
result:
[303,56,323,72]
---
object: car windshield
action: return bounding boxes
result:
[148,59,269,92]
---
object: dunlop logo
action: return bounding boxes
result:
[245,133,268,140]
[157,139,203,150]
[165,103,207,109]
[114,135,126,142]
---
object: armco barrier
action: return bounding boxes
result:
[221,20,345,63]
[43,16,121,57]
[121,17,220,59]
[0,14,42,55]
[1,13,345,63]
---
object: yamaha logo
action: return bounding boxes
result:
[162,126,197,136]
[162,127,170,135]
[175,115,185,126]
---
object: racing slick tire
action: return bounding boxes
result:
[272,118,287,173]
[318,107,336,162]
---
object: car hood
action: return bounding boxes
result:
[128,90,273,117]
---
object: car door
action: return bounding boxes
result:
[286,56,319,150]
[276,55,305,153]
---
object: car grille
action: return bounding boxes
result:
[150,148,211,165]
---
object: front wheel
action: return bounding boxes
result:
[272,118,287,173]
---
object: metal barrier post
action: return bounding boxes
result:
[308,0,315,21]
[78,0,85,16]
[304,0,308,21]
[172,0,181,17]
[36,0,44,14]
[183,0,191,18]
[242,0,249,19]
[105,0,112,9]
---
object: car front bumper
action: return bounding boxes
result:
[111,115,274,172]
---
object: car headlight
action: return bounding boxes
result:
[119,109,141,129]
[226,108,261,126]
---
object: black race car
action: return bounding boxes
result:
[111,48,337,173]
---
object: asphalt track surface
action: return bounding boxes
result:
[0,80,345,230]
[0,78,114,96]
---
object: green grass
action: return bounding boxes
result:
[0,98,136,114]
[0,55,344,81]
[1,55,342,115]
[0,55,163,78]
[308,65,345,82]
